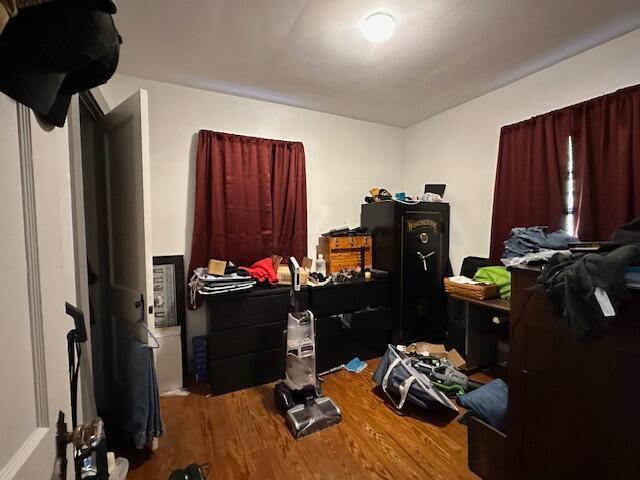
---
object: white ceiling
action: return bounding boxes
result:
[114,0,640,127]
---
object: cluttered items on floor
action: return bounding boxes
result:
[318,357,368,377]
[168,463,210,480]
[373,341,487,409]
[372,344,459,412]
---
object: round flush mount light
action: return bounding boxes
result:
[362,12,396,44]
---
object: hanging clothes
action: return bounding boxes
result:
[125,339,163,449]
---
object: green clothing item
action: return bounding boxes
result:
[474,266,511,299]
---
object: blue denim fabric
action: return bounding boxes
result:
[502,226,576,259]
[457,379,508,432]
[125,339,163,449]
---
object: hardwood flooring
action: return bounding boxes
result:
[127,359,479,479]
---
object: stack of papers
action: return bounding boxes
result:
[447,275,482,285]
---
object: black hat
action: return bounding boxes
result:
[0,0,121,127]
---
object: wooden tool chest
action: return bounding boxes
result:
[317,235,372,273]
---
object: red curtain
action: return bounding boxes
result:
[489,111,570,261]
[188,131,307,276]
[572,85,640,241]
[490,84,640,261]
[271,141,308,259]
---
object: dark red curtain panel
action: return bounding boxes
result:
[271,141,308,259]
[489,112,570,261]
[572,85,640,241]
[188,131,307,279]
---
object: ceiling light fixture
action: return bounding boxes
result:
[362,12,396,44]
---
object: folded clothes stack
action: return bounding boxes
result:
[188,267,255,307]
[502,226,577,265]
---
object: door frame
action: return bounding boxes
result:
[67,91,107,421]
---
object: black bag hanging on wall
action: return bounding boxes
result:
[0,0,121,127]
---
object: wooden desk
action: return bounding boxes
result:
[448,294,510,371]
[449,294,510,313]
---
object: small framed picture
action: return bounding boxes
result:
[153,255,187,383]
[152,255,186,329]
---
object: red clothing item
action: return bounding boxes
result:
[239,258,279,284]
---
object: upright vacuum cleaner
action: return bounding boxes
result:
[56,302,109,480]
[274,257,342,439]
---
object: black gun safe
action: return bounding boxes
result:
[361,201,450,343]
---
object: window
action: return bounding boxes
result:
[564,135,576,236]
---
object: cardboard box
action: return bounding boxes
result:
[207,258,226,276]
[277,264,308,285]
[276,257,313,285]
[426,343,467,370]
[406,342,466,370]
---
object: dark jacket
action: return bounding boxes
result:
[537,244,640,340]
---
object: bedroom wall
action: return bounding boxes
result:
[98,75,404,366]
[403,28,640,272]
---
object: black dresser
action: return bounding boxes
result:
[206,278,391,394]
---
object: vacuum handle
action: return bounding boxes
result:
[289,257,300,292]
[65,302,87,342]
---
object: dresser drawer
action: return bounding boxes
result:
[309,279,389,317]
[209,348,284,394]
[208,321,286,360]
[207,289,307,330]
[316,306,391,371]
[327,235,371,249]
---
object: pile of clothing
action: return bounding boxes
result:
[474,266,511,299]
[239,257,279,284]
[502,226,577,265]
[537,217,640,340]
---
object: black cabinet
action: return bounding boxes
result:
[361,201,450,343]
[206,278,391,394]
[309,280,390,373]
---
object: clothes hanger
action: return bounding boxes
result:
[127,294,160,349]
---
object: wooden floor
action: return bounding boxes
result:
[127,359,479,480]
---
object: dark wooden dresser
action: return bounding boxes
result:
[508,266,640,479]
[206,278,391,394]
